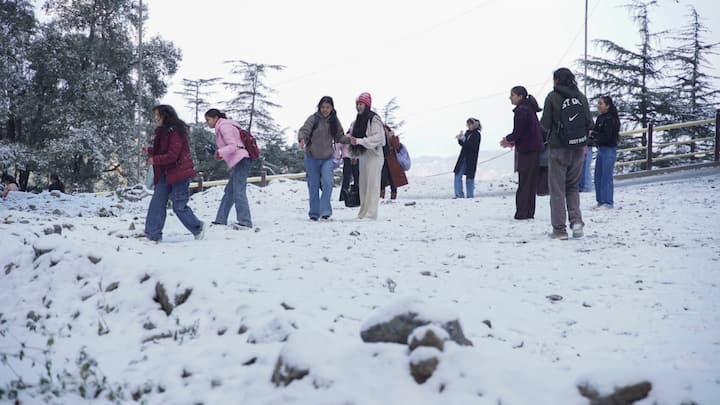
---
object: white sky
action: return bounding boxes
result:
[147,0,720,157]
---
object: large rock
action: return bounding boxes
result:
[360,298,473,346]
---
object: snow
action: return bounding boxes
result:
[1,163,719,404]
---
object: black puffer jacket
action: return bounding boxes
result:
[591,112,620,147]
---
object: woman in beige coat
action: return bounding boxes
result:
[348,92,385,220]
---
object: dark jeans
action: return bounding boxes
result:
[340,157,359,201]
[215,158,252,226]
[515,151,540,219]
[145,177,203,241]
[548,147,585,231]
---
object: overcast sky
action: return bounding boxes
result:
[146,0,720,158]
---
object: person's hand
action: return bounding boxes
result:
[456,131,465,140]
[350,136,358,145]
[299,139,305,150]
[214,151,222,161]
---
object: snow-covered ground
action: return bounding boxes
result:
[1,164,719,404]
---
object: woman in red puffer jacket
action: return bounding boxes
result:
[143,105,205,242]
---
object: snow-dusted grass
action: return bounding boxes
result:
[1,167,719,404]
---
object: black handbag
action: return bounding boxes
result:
[344,184,360,207]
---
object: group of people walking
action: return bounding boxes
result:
[139,68,618,242]
[141,92,412,241]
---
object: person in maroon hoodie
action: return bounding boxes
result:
[500,86,545,220]
[143,105,205,242]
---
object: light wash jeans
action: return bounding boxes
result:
[454,160,475,198]
[215,158,252,227]
[145,177,203,241]
[304,155,335,219]
[594,146,616,207]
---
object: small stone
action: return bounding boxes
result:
[482,319,492,329]
[546,294,563,302]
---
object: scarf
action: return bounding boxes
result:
[350,109,374,155]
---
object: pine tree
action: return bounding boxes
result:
[223,60,284,141]
[380,97,406,134]
[175,77,221,125]
[665,6,719,159]
[579,0,672,171]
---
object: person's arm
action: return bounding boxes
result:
[333,120,351,144]
[355,116,386,149]
[297,114,315,146]
[506,109,530,143]
[540,93,553,132]
[151,131,185,165]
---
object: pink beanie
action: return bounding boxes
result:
[356,92,372,109]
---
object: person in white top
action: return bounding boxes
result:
[348,92,386,220]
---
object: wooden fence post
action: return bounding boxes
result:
[715,109,719,162]
[646,122,654,171]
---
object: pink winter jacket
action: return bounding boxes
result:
[214,118,249,168]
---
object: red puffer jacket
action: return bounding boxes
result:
[148,126,196,185]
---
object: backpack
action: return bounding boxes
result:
[557,96,587,146]
[396,143,411,171]
[229,122,260,160]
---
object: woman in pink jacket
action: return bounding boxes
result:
[204,109,253,230]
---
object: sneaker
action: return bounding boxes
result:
[571,223,584,238]
[592,204,613,211]
[320,215,331,221]
[550,229,569,240]
[210,221,225,226]
[231,222,252,230]
[309,217,319,222]
[194,222,206,240]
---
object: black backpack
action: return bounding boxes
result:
[557,96,587,146]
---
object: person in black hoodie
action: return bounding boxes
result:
[540,68,593,240]
[453,118,482,198]
[590,95,620,209]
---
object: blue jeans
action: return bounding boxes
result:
[454,161,475,198]
[579,147,593,192]
[215,158,252,226]
[594,146,616,207]
[145,177,203,241]
[304,155,335,218]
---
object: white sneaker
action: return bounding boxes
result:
[571,223,584,238]
[194,222,206,240]
[231,222,252,230]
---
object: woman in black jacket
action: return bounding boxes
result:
[590,95,620,209]
[453,118,482,198]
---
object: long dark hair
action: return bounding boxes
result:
[317,96,340,137]
[204,108,227,120]
[153,105,189,136]
[511,86,542,112]
[599,95,620,129]
[553,67,578,89]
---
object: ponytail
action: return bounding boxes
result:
[526,95,542,112]
[511,86,541,112]
[205,108,227,120]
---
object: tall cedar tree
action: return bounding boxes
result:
[175,77,220,125]
[579,0,673,171]
[665,6,719,158]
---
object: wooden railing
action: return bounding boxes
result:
[614,110,719,175]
